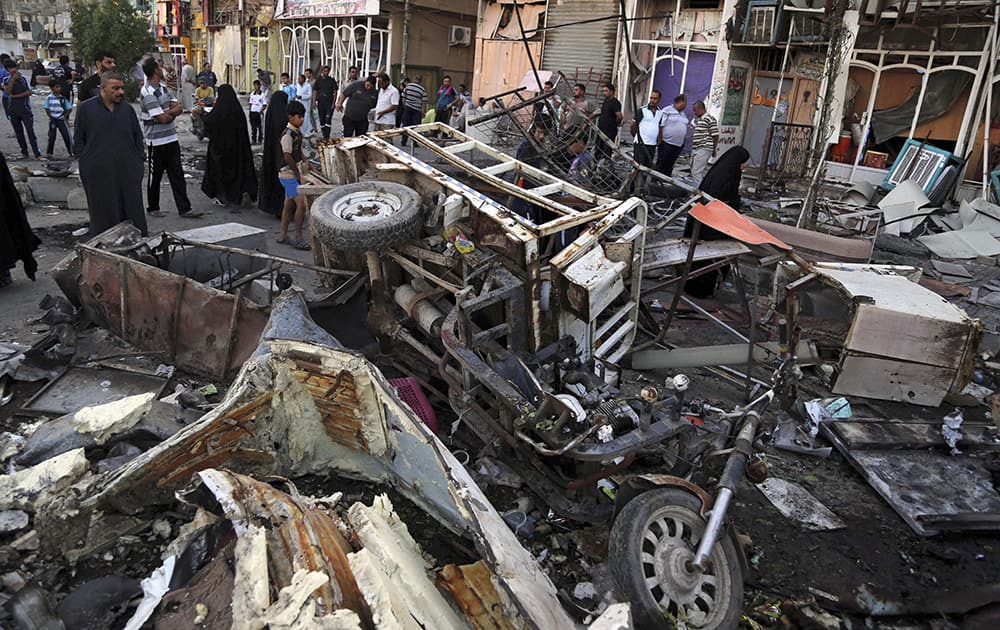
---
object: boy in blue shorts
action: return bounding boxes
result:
[276,100,310,250]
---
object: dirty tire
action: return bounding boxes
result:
[609,487,743,629]
[312,181,423,250]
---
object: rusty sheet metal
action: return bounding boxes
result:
[99,393,275,509]
[92,292,578,629]
[437,561,518,630]
[195,469,374,628]
[689,200,792,250]
[76,244,268,380]
[288,362,370,452]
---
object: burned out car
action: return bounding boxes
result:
[306,123,787,627]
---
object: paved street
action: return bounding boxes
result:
[1,88,322,340]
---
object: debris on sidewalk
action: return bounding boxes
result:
[756,477,846,531]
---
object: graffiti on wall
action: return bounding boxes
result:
[722,65,748,126]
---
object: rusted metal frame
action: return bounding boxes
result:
[220,289,244,380]
[745,262,761,402]
[170,277,186,362]
[441,302,536,420]
[641,256,739,296]
[385,251,463,294]
[394,243,452,269]
[356,135,538,242]
[549,197,647,269]
[368,129,618,241]
[119,259,128,338]
[160,235,357,277]
[402,123,613,206]
[599,201,648,363]
[654,221,700,345]
[403,133,595,218]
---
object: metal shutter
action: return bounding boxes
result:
[541,0,619,81]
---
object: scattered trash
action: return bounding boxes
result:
[942,408,965,455]
[756,477,846,531]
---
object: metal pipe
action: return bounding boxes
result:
[985,10,999,195]
[394,283,445,337]
[691,487,733,570]
[692,413,759,570]
[680,295,750,343]
[513,1,545,102]
[162,236,356,277]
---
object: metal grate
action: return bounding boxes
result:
[762,121,814,182]
[745,6,776,43]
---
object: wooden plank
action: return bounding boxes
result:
[845,305,973,369]
[832,355,953,407]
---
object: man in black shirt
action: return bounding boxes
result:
[596,82,622,161]
[337,74,376,137]
[50,55,74,104]
[314,65,338,140]
[78,51,116,103]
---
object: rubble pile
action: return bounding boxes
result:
[3,123,1000,630]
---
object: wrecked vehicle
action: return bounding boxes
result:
[72,291,627,629]
[302,123,794,626]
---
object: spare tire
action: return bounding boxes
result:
[312,182,423,250]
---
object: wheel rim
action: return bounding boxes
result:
[331,191,403,222]
[638,504,732,627]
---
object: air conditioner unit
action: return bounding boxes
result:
[449,25,471,47]
[883,139,965,205]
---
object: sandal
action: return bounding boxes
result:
[276,235,288,244]
[293,239,311,251]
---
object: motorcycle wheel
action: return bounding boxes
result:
[609,487,743,629]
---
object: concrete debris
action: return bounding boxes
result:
[0,448,87,512]
[0,509,30,534]
[70,392,157,445]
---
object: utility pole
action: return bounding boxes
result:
[401,0,411,80]
[798,0,848,228]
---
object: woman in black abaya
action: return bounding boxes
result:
[0,151,40,288]
[683,146,751,298]
[199,84,258,207]
[259,90,289,217]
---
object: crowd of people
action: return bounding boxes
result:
[1,50,745,291]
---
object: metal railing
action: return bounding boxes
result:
[761,121,814,182]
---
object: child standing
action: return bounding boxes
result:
[43,81,73,159]
[249,79,266,144]
[276,100,310,250]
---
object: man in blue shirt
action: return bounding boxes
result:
[0,53,11,117]
[197,62,217,93]
[43,81,73,158]
[658,94,688,176]
[2,58,42,159]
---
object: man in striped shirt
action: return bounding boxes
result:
[690,100,719,185]
[399,75,426,145]
[139,57,201,219]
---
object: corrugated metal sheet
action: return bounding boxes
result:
[541,0,619,85]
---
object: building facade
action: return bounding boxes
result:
[0,0,74,61]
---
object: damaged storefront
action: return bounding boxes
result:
[834,2,1000,202]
